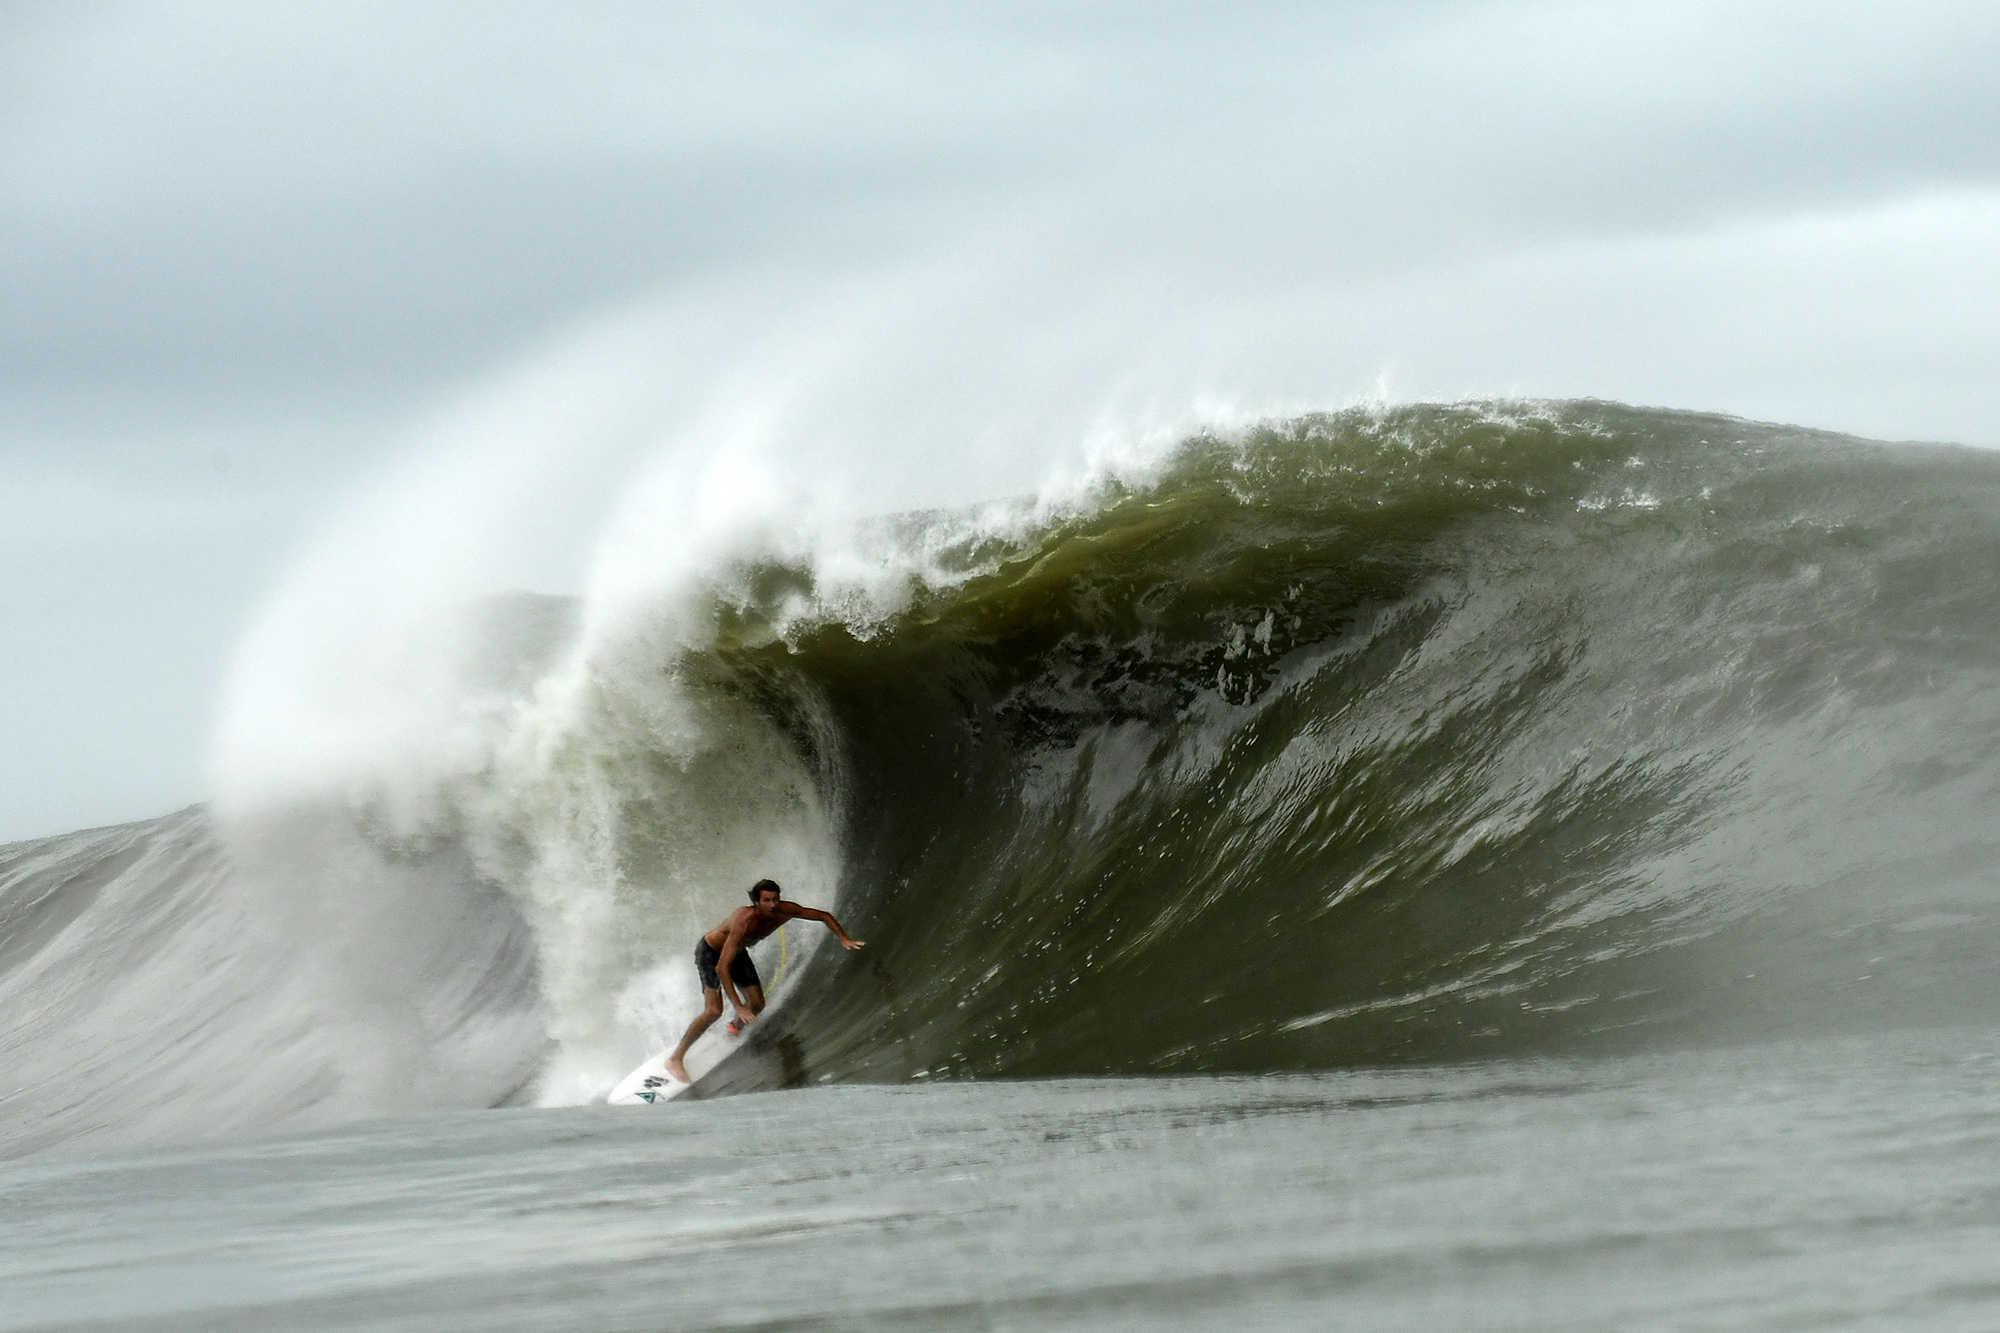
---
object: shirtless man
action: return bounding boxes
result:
[664,879,864,1082]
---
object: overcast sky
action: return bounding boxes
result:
[5,2,1999,841]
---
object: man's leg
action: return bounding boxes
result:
[666,988,724,1082]
[728,980,764,1032]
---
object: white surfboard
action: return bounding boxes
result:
[608,1017,753,1104]
[608,1052,686,1105]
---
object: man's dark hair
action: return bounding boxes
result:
[749,879,782,903]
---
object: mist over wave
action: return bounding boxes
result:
[6,399,2000,1154]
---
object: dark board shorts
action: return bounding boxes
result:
[695,939,762,993]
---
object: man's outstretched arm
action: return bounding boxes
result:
[789,904,864,949]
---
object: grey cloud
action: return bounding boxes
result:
[5,3,1993,413]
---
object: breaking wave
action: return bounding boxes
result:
[8,401,2000,1152]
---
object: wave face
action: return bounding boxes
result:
[9,400,2000,1148]
[690,402,2000,1089]
[0,804,546,1157]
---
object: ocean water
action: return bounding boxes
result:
[8,1035,2000,1330]
[5,401,2000,1327]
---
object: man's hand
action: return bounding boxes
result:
[733,1004,757,1025]
[839,937,866,950]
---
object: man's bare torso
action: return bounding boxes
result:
[702,902,804,951]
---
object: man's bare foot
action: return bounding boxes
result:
[664,1055,690,1083]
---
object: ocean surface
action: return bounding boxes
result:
[6,401,2000,1328]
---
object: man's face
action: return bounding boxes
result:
[754,890,780,915]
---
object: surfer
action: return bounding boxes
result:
[664,879,864,1082]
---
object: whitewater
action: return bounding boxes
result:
[7,399,2000,1329]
